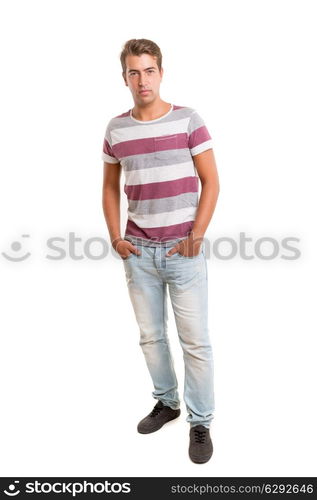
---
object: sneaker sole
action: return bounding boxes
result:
[189,452,213,464]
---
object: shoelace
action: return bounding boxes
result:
[150,405,163,418]
[194,429,207,443]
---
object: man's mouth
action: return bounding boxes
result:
[139,90,150,95]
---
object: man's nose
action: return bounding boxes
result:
[138,74,147,86]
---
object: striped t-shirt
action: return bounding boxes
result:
[101,103,213,247]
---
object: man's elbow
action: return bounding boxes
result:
[201,178,220,194]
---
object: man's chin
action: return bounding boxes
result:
[136,94,155,104]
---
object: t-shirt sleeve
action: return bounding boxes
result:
[187,110,213,156]
[101,121,120,164]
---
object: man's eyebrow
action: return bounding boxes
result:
[128,67,156,73]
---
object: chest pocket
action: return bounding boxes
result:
[154,134,178,161]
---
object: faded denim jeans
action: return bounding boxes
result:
[122,240,215,428]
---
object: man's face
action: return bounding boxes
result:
[123,53,163,105]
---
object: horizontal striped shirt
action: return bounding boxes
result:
[102,104,213,247]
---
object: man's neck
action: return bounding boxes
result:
[131,99,171,121]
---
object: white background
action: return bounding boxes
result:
[0,0,316,477]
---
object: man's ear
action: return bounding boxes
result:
[160,67,164,80]
[122,72,128,86]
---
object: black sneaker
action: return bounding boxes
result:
[137,400,181,434]
[189,425,213,463]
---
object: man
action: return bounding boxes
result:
[102,38,220,464]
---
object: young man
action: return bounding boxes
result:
[102,39,220,464]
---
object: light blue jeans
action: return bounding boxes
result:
[122,241,215,428]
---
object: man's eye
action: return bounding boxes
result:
[129,70,154,76]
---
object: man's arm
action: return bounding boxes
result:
[102,162,141,257]
[190,148,220,240]
[102,161,122,248]
[166,148,220,257]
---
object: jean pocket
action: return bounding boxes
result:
[121,252,134,261]
[178,245,203,259]
[154,134,178,160]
